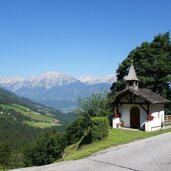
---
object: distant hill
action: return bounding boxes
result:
[0,72,115,111]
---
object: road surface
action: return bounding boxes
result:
[11,132,171,171]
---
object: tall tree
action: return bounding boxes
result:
[110,32,171,100]
[77,93,112,117]
[65,93,113,145]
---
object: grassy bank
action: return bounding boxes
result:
[64,128,171,160]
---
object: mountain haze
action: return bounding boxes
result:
[0,72,115,111]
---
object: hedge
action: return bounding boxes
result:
[91,117,109,142]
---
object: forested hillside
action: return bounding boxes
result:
[0,87,77,169]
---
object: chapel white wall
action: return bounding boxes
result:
[119,103,164,130]
[150,104,165,123]
[119,104,147,129]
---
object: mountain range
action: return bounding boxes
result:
[0,72,115,111]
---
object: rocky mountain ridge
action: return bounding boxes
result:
[0,72,115,111]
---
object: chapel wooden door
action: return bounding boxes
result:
[130,106,140,128]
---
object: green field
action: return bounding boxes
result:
[0,104,60,128]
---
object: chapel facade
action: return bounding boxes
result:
[112,63,170,131]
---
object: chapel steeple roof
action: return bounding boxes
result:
[126,61,139,90]
[126,63,139,81]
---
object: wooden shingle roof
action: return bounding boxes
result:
[115,87,170,104]
[126,64,139,81]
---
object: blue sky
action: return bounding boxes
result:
[0,0,171,78]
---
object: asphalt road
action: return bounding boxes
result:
[11,132,171,171]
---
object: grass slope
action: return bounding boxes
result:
[0,104,60,128]
[64,128,171,160]
[0,86,77,127]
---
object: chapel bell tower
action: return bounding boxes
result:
[126,62,139,90]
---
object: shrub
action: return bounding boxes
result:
[90,117,109,142]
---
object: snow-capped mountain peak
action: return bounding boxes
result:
[0,71,115,91]
[27,72,78,89]
[0,71,115,110]
[0,77,24,84]
[0,72,79,90]
[79,74,116,85]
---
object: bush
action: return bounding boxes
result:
[90,117,109,142]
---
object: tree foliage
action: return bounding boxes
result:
[0,114,42,150]
[65,115,90,145]
[0,143,12,168]
[24,131,66,166]
[110,32,171,100]
[77,93,112,117]
[65,93,112,146]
